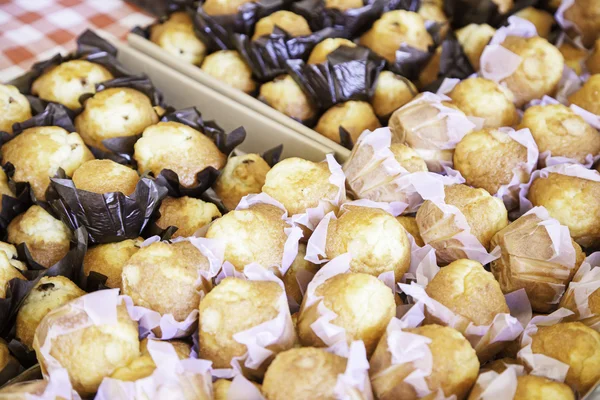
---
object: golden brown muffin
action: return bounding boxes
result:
[83,238,142,289]
[315,101,381,145]
[307,38,357,64]
[587,39,600,74]
[425,259,509,327]
[0,242,25,271]
[213,378,262,399]
[202,0,254,15]
[520,104,600,164]
[416,184,508,264]
[199,277,295,379]
[453,128,529,195]
[325,206,411,281]
[325,0,363,10]
[262,347,347,400]
[0,168,15,205]
[31,60,114,109]
[370,324,480,400]
[283,243,319,306]
[418,46,442,89]
[448,78,518,128]
[391,143,429,173]
[562,0,600,47]
[259,75,317,121]
[396,216,424,247]
[371,71,417,118]
[7,205,72,268]
[514,375,575,400]
[0,253,25,299]
[201,50,257,94]
[72,159,139,195]
[139,338,191,359]
[262,157,341,216]
[559,42,589,75]
[418,2,448,25]
[205,203,289,271]
[1,126,94,200]
[150,12,206,65]
[253,11,312,40]
[490,212,585,313]
[456,23,496,71]
[134,121,226,188]
[298,272,395,356]
[15,276,84,349]
[33,299,140,397]
[213,153,271,210]
[568,74,600,115]
[122,241,212,321]
[75,87,158,151]
[499,36,564,107]
[530,322,600,394]
[360,10,433,62]
[515,7,554,38]
[0,84,31,134]
[155,196,221,238]
[527,171,600,247]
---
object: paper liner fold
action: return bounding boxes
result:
[333,340,374,400]
[560,252,600,330]
[470,364,525,400]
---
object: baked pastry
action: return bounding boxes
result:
[202,0,254,15]
[33,293,140,397]
[390,143,429,173]
[83,238,142,289]
[448,78,518,128]
[396,216,424,247]
[155,196,221,237]
[307,38,357,64]
[0,84,31,134]
[561,0,600,47]
[559,41,589,75]
[521,104,600,164]
[568,74,600,115]
[0,252,25,299]
[72,159,139,195]
[31,60,114,109]
[213,153,270,210]
[259,75,317,122]
[7,205,72,268]
[0,168,15,204]
[150,12,207,65]
[213,378,262,399]
[1,126,94,200]
[416,184,508,264]
[371,71,417,118]
[456,23,496,71]
[418,46,442,89]
[252,11,311,40]
[15,276,85,349]
[360,10,433,62]
[134,121,226,187]
[325,0,363,10]
[314,101,381,145]
[283,243,319,307]
[587,39,600,74]
[468,370,574,400]
[201,51,257,94]
[514,7,554,38]
[370,323,479,400]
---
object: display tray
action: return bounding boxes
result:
[126,33,352,161]
[106,35,339,163]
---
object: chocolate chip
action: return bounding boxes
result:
[8,97,14,104]
[38,283,55,291]
[242,159,255,164]
[80,78,88,86]
[123,115,129,121]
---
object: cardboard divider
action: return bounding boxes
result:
[127,33,351,161]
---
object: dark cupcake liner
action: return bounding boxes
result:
[0,165,33,241]
[0,349,22,386]
[422,30,475,92]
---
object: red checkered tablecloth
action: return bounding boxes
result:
[0,0,155,82]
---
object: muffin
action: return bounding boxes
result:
[0,252,25,299]
[561,0,600,47]
[150,12,207,65]
[360,10,433,62]
[0,84,32,134]
[307,38,357,64]
[72,159,140,195]
[514,7,554,38]
[155,196,221,237]
[252,11,312,40]
[134,121,226,187]
[559,41,589,75]
[259,75,317,122]
[0,168,15,205]
[396,216,424,247]
[371,71,417,118]
[201,51,257,94]
[198,277,295,379]
[15,276,85,349]
[468,371,574,400]
[559,255,600,328]
[1,126,94,200]
[202,0,254,15]
[213,153,271,210]
[568,74,600,116]
[448,78,518,128]
[83,238,142,289]
[325,0,363,10]
[587,39,600,74]
[283,243,319,307]
[31,60,114,109]
[314,101,381,145]
[456,23,496,70]
[520,104,600,164]
[74,87,159,150]
[33,292,140,397]
[370,323,480,400]
[416,184,508,264]
[7,205,72,268]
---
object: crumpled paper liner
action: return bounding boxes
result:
[516,308,574,383]
[95,339,213,400]
[555,0,579,35]
[27,368,82,400]
[469,364,525,400]
[480,16,538,83]
[2,102,75,146]
[559,252,600,330]
[289,154,346,232]
[343,126,466,213]
[333,340,374,400]
[555,65,584,105]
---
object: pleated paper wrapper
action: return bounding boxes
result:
[469,364,525,400]
[559,252,600,331]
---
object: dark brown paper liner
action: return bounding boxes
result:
[0,352,22,386]
[0,165,32,240]
[422,30,475,92]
